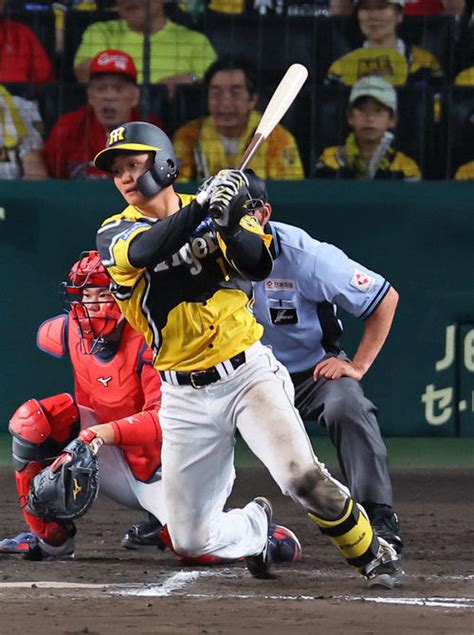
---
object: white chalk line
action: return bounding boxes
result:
[119,571,204,597]
[0,569,473,611]
[185,593,474,609]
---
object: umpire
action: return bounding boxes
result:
[248,170,403,553]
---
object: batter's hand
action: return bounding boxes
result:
[208,169,249,227]
[195,176,217,207]
[313,358,363,381]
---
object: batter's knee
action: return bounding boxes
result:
[287,467,349,520]
[9,395,80,471]
[167,521,211,558]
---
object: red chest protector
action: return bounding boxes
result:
[37,315,161,481]
[67,319,146,422]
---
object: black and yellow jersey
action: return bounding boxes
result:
[96,193,272,372]
[314,143,421,181]
[326,41,443,88]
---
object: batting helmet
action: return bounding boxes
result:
[93,121,179,197]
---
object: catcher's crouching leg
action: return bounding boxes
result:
[5,395,80,558]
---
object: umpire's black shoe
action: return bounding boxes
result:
[370,505,404,555]
[122,514,166,551]
[245,497,275,579]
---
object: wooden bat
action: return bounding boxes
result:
[239,63,309,171]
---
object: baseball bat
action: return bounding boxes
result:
[239,63,309,171]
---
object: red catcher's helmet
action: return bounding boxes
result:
[62,251,122,352]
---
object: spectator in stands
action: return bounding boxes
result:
[313,76,421,180]
[173,56,304,181]
[454,160,474,179]
[45,49,164,179]
[74,0,216,97]
[0,0,54,83]
[0,84,48,180]
[326,0,443,88]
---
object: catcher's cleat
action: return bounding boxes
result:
[370,506,404,555]
[22,523,76,562]
[268,524,302,564]
[122,515,167,551]
[245,497,275,579]
[22,536,75,561]
[361,537,405,589]
[0,531,39,555]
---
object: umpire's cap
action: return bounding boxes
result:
[243,169,268,210]
[94,121,179,197]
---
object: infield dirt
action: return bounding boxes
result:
[0,466,473,634]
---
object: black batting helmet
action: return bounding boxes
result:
[93,121,179,197]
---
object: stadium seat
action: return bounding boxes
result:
[310,84,436,178]
[140,84,171,132]
[37,83,87,135]
[172,83,207,133]
[441,86,474,178]
[201,13,319,87]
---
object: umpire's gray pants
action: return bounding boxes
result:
[291,354,393,507]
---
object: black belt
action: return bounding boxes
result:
[160,351,245,388]
[161,352,246,389]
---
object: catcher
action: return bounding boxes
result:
[0,250,301,565]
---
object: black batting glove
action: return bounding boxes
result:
[208,169,250,229]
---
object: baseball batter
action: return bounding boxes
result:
[246,170,403,553]
[94,121,404,587]
[1,250,300,565]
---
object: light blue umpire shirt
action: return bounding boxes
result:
[253,221,391,374]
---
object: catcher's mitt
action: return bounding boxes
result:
[26,438,99,521]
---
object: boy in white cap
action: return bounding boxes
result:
[314,76,421,179]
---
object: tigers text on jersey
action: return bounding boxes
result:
[253,222,390,374]
[97,193,270,372]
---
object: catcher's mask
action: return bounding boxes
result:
[93,121,179,197]
[60,250,122,354]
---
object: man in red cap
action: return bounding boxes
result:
[45,49,164,180]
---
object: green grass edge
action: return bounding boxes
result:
[1,434,473,469]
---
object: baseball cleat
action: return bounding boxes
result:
[245,497,275,579]
[0,531,39,555]
[23,536,75,561]
[122,515,167,551]
[268,523,302,564]
[370,507,404,555]
[361,537,406,589]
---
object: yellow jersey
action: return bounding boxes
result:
[96,193,272,372]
